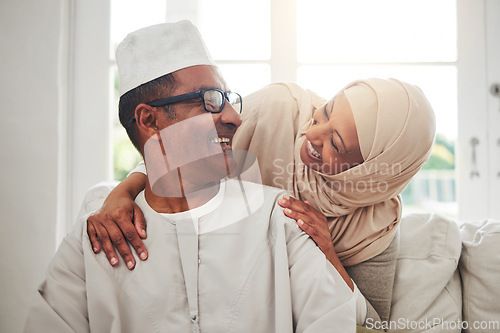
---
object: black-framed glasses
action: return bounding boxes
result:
[148,88,242,114]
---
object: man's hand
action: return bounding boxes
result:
[87,197,148,270]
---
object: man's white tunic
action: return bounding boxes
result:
[25,179,355,332]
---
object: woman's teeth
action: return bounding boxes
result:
[307,140,322,159]
[210,137,230,144]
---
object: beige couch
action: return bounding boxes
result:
[370,213,500,333]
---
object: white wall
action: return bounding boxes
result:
[0,0,112,331]
[457,0,500,220]
[0,0,63,331]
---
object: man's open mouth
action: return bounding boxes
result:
[210,137,230,144]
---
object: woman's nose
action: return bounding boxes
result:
[306,121,327,145]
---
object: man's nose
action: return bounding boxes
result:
[218,102,242,128]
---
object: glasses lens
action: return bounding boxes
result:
[204,90,224,113]
[227,92,242,114]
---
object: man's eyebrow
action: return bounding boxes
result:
[195,85,222,91]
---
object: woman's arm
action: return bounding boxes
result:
[86,172,147,270]
[278,195,354,291]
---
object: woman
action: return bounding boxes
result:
[87,78,436,326]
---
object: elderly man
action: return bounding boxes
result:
[24,21,355,332]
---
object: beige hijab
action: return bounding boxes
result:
[234,79,436,266]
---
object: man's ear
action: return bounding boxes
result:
[135,103,159,137]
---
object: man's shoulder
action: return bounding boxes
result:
[225,178,288,205]
[223,179,304,238]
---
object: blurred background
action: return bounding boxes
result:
[1,0,499,331]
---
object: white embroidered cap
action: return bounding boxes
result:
[116,20,216,96]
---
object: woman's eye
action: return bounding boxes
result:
[313,120,318,125]
[331,137,339,152]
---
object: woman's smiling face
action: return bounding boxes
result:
[300,92,364,175]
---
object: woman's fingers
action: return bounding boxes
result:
[86,214,138,270]
[86,206,149,269]
[297,218,321,243]
[115,213,148,262]
[87,218,101,253]
[297,218,332,254]
[283,208,322,244]
[278,194,333,253]
[102,218,138,270]
[133,205,147,239]
[282,206,300,221]
[279,195,318,216]
[279,196,344,279]
[278,196,325,224]
[88,218,120,267]
[281,208,324,240]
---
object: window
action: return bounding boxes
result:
[109,0,167,180]
[64,0,500,235]
[104,0,500,221]
[294,0,458,218]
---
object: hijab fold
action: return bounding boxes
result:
[234,79,435,266]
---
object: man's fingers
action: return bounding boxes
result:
[86,220,101,253]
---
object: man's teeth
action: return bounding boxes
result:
[307,140,322,159]
[210,137,230,144]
